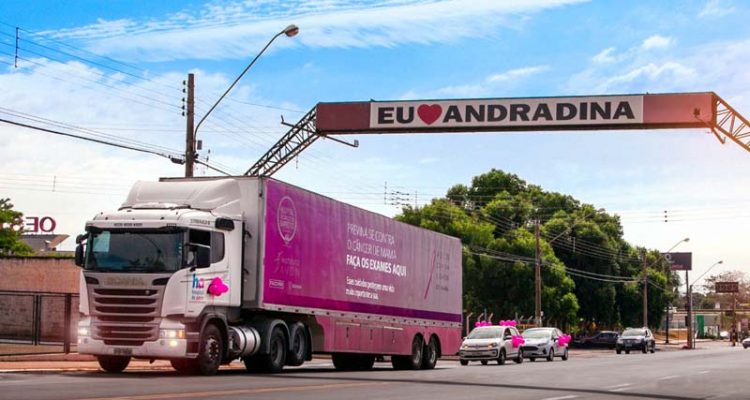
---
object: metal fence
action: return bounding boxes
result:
[0,290,79,356]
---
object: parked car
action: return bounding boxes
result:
[459,325,524,366]
[577,331,619,348]
[742,337,750,349]
[520,327,569,362]
[616,327,656,354]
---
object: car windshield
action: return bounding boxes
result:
[522,329,552,339]
[467,327,503,339]
[85,229,184,273]
[622,329,646,337]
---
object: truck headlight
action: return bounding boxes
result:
[78,327,90,337]
[160,329,185,339]
[77,318,91,337]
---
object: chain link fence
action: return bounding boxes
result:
[0,290,79,356]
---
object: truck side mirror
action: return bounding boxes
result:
[75,244,85,267]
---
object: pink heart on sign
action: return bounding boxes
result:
[207,277,229,296]
[417,104,442,125]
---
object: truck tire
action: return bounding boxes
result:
[286,323,307,366]
[245,327,286,373]
[97,355,130,373]
[196,324,224,375]
[332,354,375,371]
[459,359,469,366]
[421,336,438,370]
[170,359,197,374]
[392,336,423,370]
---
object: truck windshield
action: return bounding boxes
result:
[85,229,184,273]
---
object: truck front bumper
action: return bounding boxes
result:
[78,336,189,359]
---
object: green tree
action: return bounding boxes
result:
[0,198,33,256]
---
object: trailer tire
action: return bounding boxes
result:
[97,355,130,373]
[245,327,286,373]
[421,336,438,370]
[196,323,224,375]
[392,335,423,370]
[286,323,307,366]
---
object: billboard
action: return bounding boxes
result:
[715,282,739,293]
[663,252,692,271]
[316,92,715,134]
[261,180,463,322]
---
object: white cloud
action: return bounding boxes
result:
[487,66,549,82]
[641,35,673,50]
[592,47,617,64]
[39,0,588,62]
[699,0,735,18]
[407,65,549,98]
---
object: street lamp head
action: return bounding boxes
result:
[283,24,299,37]
[718,260,724,264]
[682,237,690,243]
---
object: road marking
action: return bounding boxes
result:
[78,382,389,400]
[603,383,631,389]
[541,396,578,400]
[657,375,679,380]
[697,370,710,374]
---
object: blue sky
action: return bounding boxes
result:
[1,0,749,288]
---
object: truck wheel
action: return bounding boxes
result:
[459,359,468,366]
[421,336,438,370]
[286,323,307,366]
[97,355,130,373]
[245,326,287,373]
[170,359,196,374]
[196,324,224,375]
[392,336,423,370]
[480,360,488,365]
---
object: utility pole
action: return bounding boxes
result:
[686,269,692,349]
[643,250,648,327]
[534,219,542,326]
[184,73,195,177]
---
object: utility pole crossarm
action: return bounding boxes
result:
[245,107,319,176]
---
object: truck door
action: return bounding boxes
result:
[185,229,230,316]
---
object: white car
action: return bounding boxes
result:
[742,337,750,349]
[521,327,569,361]
[459,325,524,366]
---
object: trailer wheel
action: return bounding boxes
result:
[97,355,130,373]
[421,336,438,370]
[196,324,223,375]
[392,335,423,370]
[245,326,286,373]
[286,323,307,366]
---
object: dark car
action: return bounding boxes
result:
[577,331,619,348]
[616,328,656,354]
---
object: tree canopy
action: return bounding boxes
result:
[396,169,677,331]
[0,198,33,256]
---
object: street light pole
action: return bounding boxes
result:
[655,237,689,334]
[688,260,723,349]
[185,24,299,177]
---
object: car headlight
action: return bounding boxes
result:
[617,338,623,343]
[160,329,185,339]
[488,342,499,348]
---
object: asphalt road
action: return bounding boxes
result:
[0,346,747,400]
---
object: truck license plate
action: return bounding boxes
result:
[113,348,132,356]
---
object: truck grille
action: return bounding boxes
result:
[87,274,169,346]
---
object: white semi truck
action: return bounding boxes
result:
[75,177,462,375]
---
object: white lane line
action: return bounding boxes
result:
[541,396,578,400]
[657,375,680,380]
[697,370,710,374]
[603,383,632,389]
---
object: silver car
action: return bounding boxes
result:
[459,326,524,365]
[521,327,569,361]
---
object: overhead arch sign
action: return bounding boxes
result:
[316,92,715,134]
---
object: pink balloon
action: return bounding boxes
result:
[511,335,525,348]
[207,277,229,296]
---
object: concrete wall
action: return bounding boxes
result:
[0,257,80,343]
[0,257,80,293]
